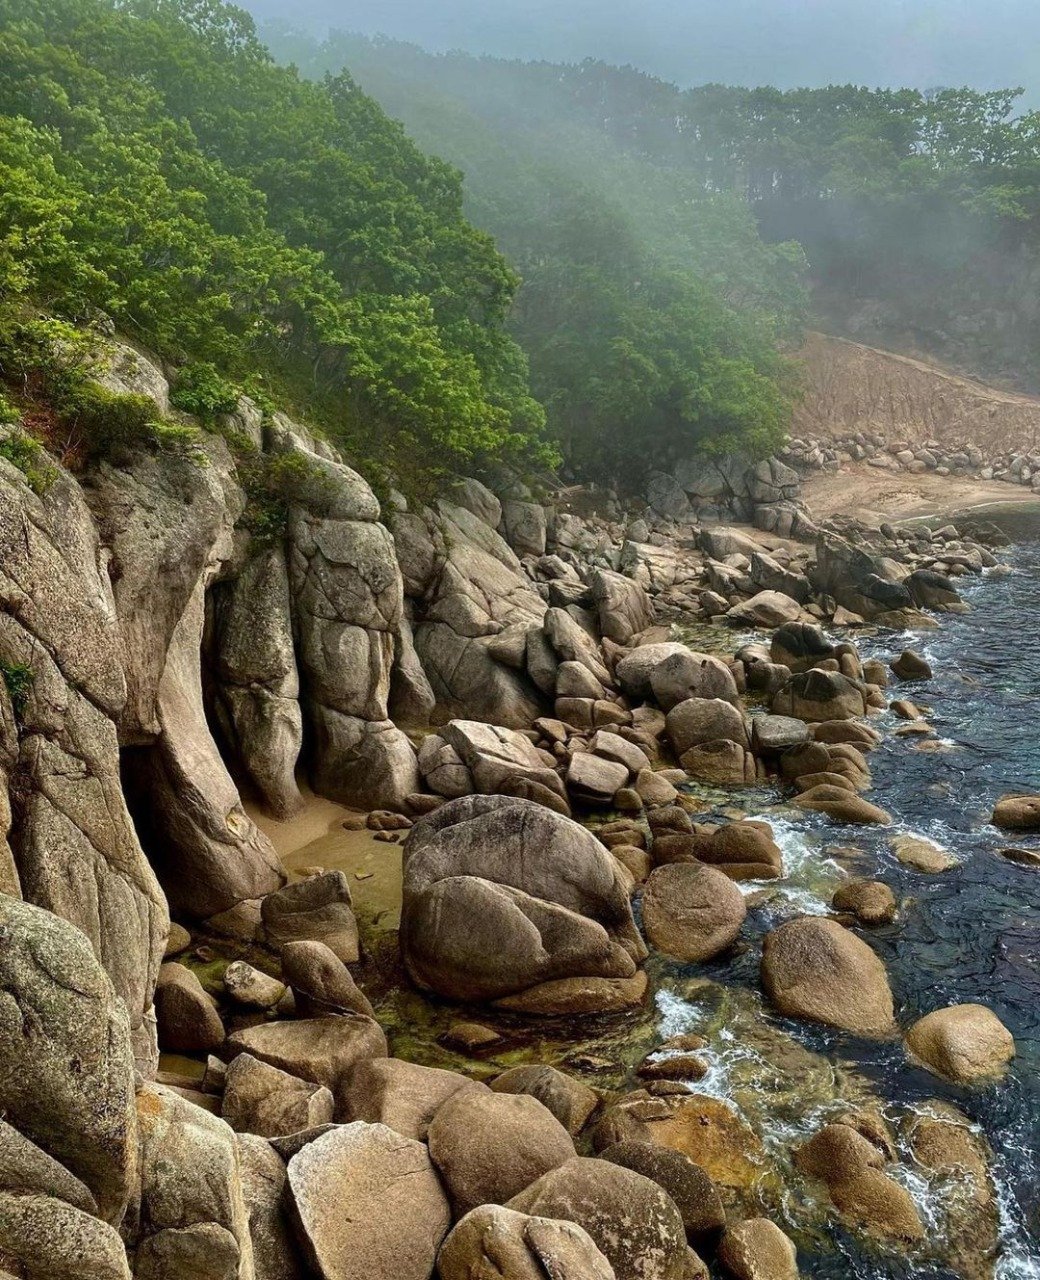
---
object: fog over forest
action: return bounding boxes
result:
[243,0,1040,97]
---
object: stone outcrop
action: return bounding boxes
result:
[93,435,285,923]
[0,457,168,1060]
[210,546,303,820]
[401,795,645,1006]
[286,429,421,811]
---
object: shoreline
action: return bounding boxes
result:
[801,460,1040,528]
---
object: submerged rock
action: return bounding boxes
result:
[991,793,1040,831]
[832,880,897,925]
[891,833,958,873]
[795,1123,923,1243]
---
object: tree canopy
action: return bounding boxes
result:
[0,0,550,484]
[262,31,807,483]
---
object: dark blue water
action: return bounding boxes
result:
[852,545,1040,1276]
[668,544,1040,1277]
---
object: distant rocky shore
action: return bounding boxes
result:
[0,337,1033,1280]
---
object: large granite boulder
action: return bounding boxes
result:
[438,1204,616,1280]
[615,643,689,701]
[337,1057,475,1141]
[287,1122,451,1280]
[761,917,896,1037]
[769,622,834,672]
[649,649,740,712]
[507,1156,692,1280]
[726,591,803,628]
[0,896,136,1222]
[812,535,913,618]
[401,795,646,1005]
[667,698,749,756]
[590,568,654,645]
[904,1005,1015,1084]
[131,1084,254,1280]
[489,1065,599,1137]
[642,863,747,962]
[285,444,425,810]
[221,1054,335,1139]
[795,1123,923,1243]
[227,1016,387,1092]
[405,501,546,727]
[0,1192,132,1279]
[771,669,867,722]
[440,720,566,801]
[309,713,420,812]
[237,1135,302,1280]
[427,1087,576,1217]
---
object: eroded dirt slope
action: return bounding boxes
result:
[794,331,1040,454]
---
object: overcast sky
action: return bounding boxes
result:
[244,0,1040,97]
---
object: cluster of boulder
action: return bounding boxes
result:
[1,888,803,1280]
[0,332,1028,1280]
[785,427,1040,490]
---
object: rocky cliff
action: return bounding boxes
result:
[0,334,1014,1280]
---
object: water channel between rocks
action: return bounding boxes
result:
[245,539,1040,1280]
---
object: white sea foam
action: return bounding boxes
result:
[736,814,845,917]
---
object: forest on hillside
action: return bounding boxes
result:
[8,2,1036,497]
[0,0,554,492]
[0,0,806,494]
[266,28,808,482]
[268,29,1040,398]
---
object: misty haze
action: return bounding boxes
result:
[1,3,1039,1280]
[246,0,1040,95]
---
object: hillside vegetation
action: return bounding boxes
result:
[263,30,809,483]
[270,31,1040,394]
[0,0,550,488]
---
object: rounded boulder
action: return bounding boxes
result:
[905,1004,1015,1084]
[761,917,896,1037]
[642,863,747,963]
